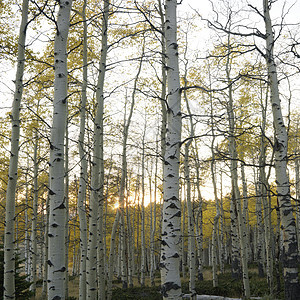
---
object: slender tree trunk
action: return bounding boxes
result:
[181,194,186,279]
[140,125,146,287]
[183,66,197,296]
[160,1,182,298]
[97,3,110,298]
[77,0,88,298]
[208,72,220,288]
[230,197,241,279]
[157,0,167,162]
[259,87,273,290]
[193,146,204,281]
[64,123,70,299]
[240,163,250,262]
[47,1,72,299]
[30,132,39,296]
[86,1,109,298]
[225,37,250,298]
[107,44,144,300]
[4,0,29,298]
[295,157,300,254]
[150,140,158,287]
[126,182,134,288]
[255,180,265,277]
[25,162,30,279]
[184,144,196,297]
[263,1,300,298]
[41,196,49,300]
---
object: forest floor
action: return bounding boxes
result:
[31,268,281,300]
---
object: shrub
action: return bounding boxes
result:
[0,247,32,299]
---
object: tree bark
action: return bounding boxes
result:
[47,1,72,299]
[77,0,88,298]
[4,0,28,298]
[160,0,182,298]
[225,37,250,298]
[263,1,300,298]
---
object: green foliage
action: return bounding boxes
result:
[0,247,32,299]
[112,286,162,300]
[181,272,283,299]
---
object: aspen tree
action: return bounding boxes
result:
[192,145,204,281]
[24,161,30,279]
[150,138,159,287]
[86,0,109,298]
[183,59,196,296]
[160,0,182,298]
[294,120,300,255]
[140,122,146,287]
[225,37,250,298]
[126,173,134,288]
[263,1,300,298]
[258,84,273,289]
[206,64,220,288]
[47,1,72,299]
[64,122,69,299]
[30,129,39,296]
[255,178,265,277]
[41,195,50,299]
[107,44,144,300]
[157,0,167,161]
[76,0,88,298]
[96,0,110,293]
[4,0,29,298]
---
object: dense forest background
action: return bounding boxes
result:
[1,0,300,299]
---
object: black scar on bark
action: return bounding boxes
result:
[54,266,66,273]
[47,260,54,267]
[161,240,169,247]
[167,202,179,209]
[54,202,66,210]
[170,211,181,219]
[49,189,55,195]
[161,282,181,297]
[166,196,178,201]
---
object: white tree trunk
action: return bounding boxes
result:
[183,68,197,296]
[263,1,300,298]
[150,143,158,286]
[140,125,146,287]
[193,146,204,281]
[30,132,39,295]
[4,0,28,298]
[255,180,265,277]
[225,37,250,298]
[77,0,88,298]
[47,1,72,299]
[86,1,109,298]
[107,44,143,300]
[160,0,182,298]
[64,123,70,299]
